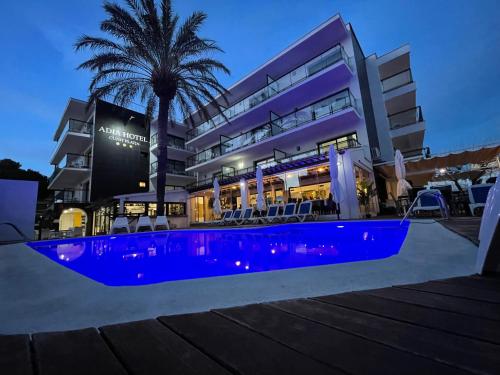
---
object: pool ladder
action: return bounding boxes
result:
[0,222,30,244]
[400,191,449,225]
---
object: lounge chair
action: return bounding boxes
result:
[468,183,493,216]
[209,210,233,226]
[281,203,297,222]
[225,209,242,225]
[260,205,280,224]
[294,201,317,222]
[110,216,130,234]
[136,216,153,232]
[238,207,257,225]
[412,189,443,215]
[154,216,170,231]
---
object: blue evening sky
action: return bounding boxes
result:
[0,0,499,175]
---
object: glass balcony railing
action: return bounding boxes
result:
[54,189,89,203]
[187,89,358,168]
[187,139,361,190]
[388,106,423,130]
[48,154,91,184]
[150,133,192,151]
[57,119,93,141]
[381,69,413,93]
[186,43,351,140]
[150,161,195,176]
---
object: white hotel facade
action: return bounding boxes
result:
[118,14,426,226]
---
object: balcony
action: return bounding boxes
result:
[48,153,91,190]
[50,119,93,165]
[150,161,195,177]
[389,106,425,154]
[382,69,413,93]
[187,139,361,192]
[186,44,351,142]
[150,133,194,158]
[388,106,424,130]
[54,189,89,204]
[187,89,359,169]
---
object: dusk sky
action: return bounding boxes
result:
[1,0,499,175]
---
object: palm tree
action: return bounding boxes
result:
[75,0,230,216]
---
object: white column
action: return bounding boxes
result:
[118,197,125,215]
[338,149,361,219]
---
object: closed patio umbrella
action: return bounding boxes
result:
[213,177,222,218]
[240,178,248,211]
[329,144,342,203]
[256,166,266,212]
[395,149,412,197]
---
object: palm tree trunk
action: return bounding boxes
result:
[156,96,170,216]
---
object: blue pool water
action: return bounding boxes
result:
[27,221,410,286]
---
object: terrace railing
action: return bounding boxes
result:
[54,189,89,203]
[388,106,423,130]
[187,139,361,190]
[150,161,195,176]
[381,69,413,93]
[187,89,358,168]
[48,153,91,185]
[186,43,351,140]
[150,133,193,151]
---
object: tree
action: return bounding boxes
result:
[75,0,230,215]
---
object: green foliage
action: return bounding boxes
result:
[0,159,50,199]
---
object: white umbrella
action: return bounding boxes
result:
[213,177,222,217]
[240,178,248,211]
[256,166,266,212]
[395,149,412,197]
[329,144,342,203]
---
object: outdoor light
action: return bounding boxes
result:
[439,168,447,174]
[235,260,241,266]
[238,161,244,169]
[240,182,245,187]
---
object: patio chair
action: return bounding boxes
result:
[412,189,444,215]
[209,210,233,225]
[281,203,297,222]
[154,216,170,231]
[294,201,317,222]
[468,183,494,216]
[238,207,257,225]
[136,216,153,232]
[225,209,242,225]
[260,205,280,224]
[110,216,130,234]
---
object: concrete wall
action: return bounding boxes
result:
[0,179,38,241]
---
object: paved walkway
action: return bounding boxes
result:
[2,274,499,374]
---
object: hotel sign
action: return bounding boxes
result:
[98,126,149,149]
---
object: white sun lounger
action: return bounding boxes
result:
[154,216,170,231]
[136,216,154,232]
[110,216,130,234]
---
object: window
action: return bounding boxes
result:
[318,133,358,154]
[139,181,147,188]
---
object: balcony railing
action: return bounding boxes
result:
[187,139,361,190]
[186,43,351,140]
[187,89,358,168]
[58,119,93,141]
[150,133,193,151]
[381,69,413,93]
[54,189,89,203]
[388,106,424,130]
[150,161,195,176]
[48,154,91,184]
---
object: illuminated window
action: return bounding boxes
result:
[139,181,147,188]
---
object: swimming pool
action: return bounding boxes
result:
[27,221,410,286]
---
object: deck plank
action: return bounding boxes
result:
[363,286,500,321]
[100,319,231,375]
[32,328,126,375]
[159,311,336,375]
[397,280,500,303]
[277,297,499,374]
[217,303,465,375]
[316,291,500,344]
[0,335,33,375]
[436,275,500,291]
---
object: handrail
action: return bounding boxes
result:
[400,190,449,225]
[0,222,30,243]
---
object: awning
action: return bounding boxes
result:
[375,144,500,186]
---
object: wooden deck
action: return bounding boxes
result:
[440,217,482,245]
[2,274,499,374]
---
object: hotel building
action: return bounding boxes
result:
[49,14,426,232]
[178,14,426,223]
